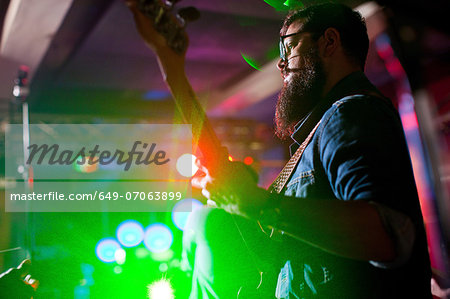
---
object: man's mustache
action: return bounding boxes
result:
[283,67,303,74]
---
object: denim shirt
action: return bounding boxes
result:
[276,72,431,299]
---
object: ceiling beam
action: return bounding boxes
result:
[0,0,74,80]
[0,0,73,102]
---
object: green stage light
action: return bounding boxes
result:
[116,220,145,247]
[113,265,122,274]
[241,52,261,71]
[95,238,121,263]
[144,223,173,253]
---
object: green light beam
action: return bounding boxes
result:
[241,52,261,71]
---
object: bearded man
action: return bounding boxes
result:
[183,3,432,299]
[0,3,433,299]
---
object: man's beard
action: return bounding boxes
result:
[274,46,326,140]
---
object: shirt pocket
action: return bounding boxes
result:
[284,169,315,198]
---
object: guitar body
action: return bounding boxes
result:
[126,0,269,296]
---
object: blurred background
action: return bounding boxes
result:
[0,0,449,298]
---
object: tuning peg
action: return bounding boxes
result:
[177,7,200,23]
[164,0,181,9]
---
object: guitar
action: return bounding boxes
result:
[126,1,270,296]
[126,0,227,173]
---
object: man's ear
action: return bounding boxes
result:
[321,27,341,58]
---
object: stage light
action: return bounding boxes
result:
[116,220,144,247]
[171,198,203,231]
[73,155,98,173]
[176,153,198,177]
[144,223,173,253]
[95,238,121,263]
[244,156,254,165]
[135,247,150,259]
[114,248,126,265]
[13,85,20,97]
[147,278,174,299]
[159,263,169,272]
[113,265,122,274]
[151,249,174,262]
[241,52,261,71]
[142,90,171,101]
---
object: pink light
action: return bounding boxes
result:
[400,112,419,131]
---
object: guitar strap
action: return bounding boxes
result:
[268,120,322,194]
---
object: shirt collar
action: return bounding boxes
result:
[289,71,378,149]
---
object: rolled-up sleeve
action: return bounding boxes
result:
[318,95,418,267]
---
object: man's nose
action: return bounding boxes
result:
[277,58,286,71]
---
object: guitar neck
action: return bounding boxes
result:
[131,1,224,168]
[156,51,226,169]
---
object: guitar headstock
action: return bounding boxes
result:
[136,0,200,55]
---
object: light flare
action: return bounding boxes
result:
[147,278,174,299]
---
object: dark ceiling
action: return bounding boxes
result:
[25,0,285,119]
[51,0,283,91]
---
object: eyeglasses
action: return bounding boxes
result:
[279,30,309,61]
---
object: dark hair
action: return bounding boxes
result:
[281,3,369,69]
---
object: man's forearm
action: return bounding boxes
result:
[258,192,397,262]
